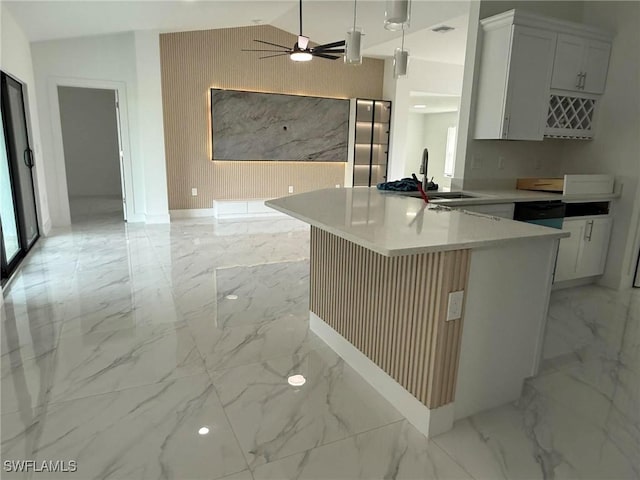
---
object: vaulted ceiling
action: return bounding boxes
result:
[5,0,469,63]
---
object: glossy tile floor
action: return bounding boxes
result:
[1,199,638,479]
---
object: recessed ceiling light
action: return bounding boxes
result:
[198,427,210,435]
[414,105,427,109]
[225,294,238,300]
[287,374,306,386]
[432,25,455,33]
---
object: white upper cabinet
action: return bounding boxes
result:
[473,10,612,141]
[582,39,612,93]
[474,24,556,140]
[551,34,611,94]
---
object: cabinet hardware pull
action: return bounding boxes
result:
[578,72,586,90]
[576,72,582,89]
[585,220,594,241]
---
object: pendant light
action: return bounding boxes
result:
[385,0,410,31]
[393,29,408,78]
[345,0,362,65]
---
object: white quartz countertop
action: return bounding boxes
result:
[266,188,569,257]
[422,188,619,206]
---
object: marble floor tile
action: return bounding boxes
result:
[433,383,639,479]
[191,312,322,373]
[30,375,248,479]
[1,349,57,414]
[211,347,404,468]
[1,409,43,479]
[219,470,255,480]
[49,322,205,403]
[1,302,62,359]
[252,420,472,480]
[2,204,638,480]
[213,261,309,328]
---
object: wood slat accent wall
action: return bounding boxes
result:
[159,25,385,209]
[310,227,471,409]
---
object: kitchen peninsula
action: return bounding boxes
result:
[266,188,569,437]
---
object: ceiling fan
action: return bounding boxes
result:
[242,0,346,62]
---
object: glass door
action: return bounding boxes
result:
[1,72,39,280]
[1,113,22,275]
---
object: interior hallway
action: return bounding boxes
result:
[1,214,638,479]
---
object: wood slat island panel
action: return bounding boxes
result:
[309,227,470,408]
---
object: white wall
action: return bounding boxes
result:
[559,1,640,289]
[0,7,51,234]
[385,58,465,182]
[134,31,169,223]
[31,31,169,225]
[421,112,458,189]
[58,86,122,198]
[402,113,425,178]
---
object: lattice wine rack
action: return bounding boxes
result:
[544,94,597,139]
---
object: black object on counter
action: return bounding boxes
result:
[377,178,419,192]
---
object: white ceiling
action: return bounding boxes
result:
[363,13,468,65]
[5,0,469,62]
[409,93,460,114]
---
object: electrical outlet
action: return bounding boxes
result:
[288,186,294,193]
[446,290,464,321]
[335,184,340,188]
[191,188,198,196]
[498,156,505,170]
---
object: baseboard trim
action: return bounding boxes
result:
[169,208,215,219]
[310,312,454,437]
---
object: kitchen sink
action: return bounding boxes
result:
[428,192,477,199]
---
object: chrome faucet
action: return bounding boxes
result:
[419,148,429,191]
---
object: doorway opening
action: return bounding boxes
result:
[57,86,126,224]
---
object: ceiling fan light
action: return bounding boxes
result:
[393,48,408,78]
[345,27,362,65]
[385,0,411,31]
[290,51,313,62]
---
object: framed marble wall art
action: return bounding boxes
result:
[210,89,349,161]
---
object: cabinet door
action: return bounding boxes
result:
[577,217,612,277]
[555,219,584,282]
[503,26,557,140]
[551,34,585,91]
[582,39,611,94]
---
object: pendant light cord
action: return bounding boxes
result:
[401,28,405,51]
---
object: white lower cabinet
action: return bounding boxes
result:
[555,216,612,282]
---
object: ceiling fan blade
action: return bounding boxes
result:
[313,52,341,60]
[259,53,291,59]
[313,48,345,54]
[254,39,291,50]
[313,40,346,50]
[242,49,293,52]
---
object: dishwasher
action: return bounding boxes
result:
[513,201,566,229]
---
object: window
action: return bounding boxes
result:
[444,126,457,177]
